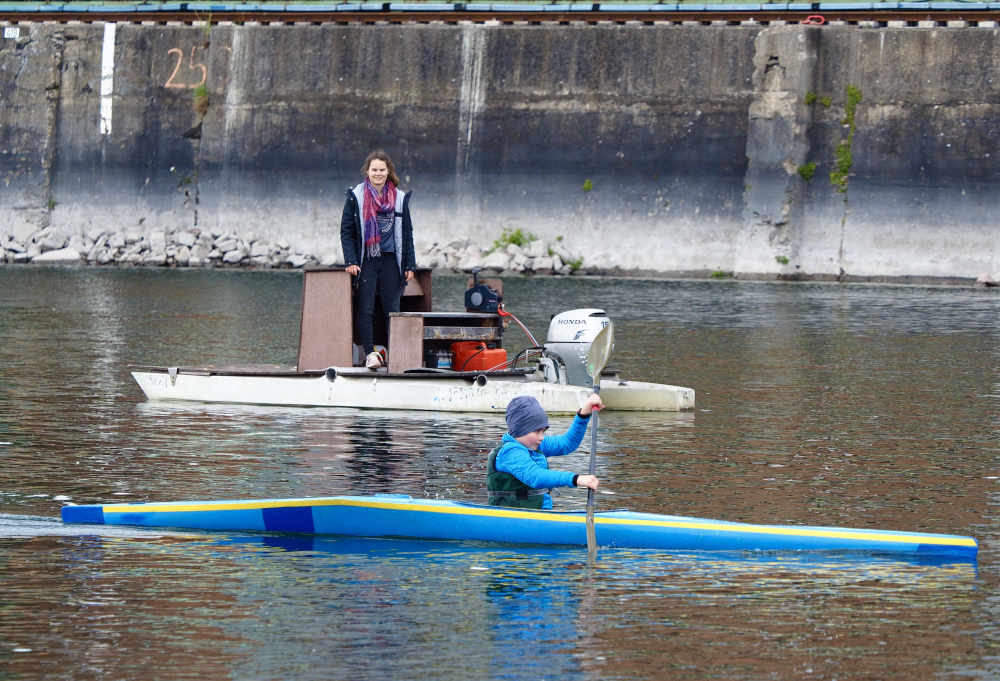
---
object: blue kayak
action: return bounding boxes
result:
[60,494,978,561]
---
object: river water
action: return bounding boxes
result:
[0,266,997,680]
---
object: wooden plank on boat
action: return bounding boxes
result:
[388,315,424,373]
[298,269,354,371]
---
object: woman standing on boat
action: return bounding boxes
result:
[341,150,416,369]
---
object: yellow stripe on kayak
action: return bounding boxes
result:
[99,497,977,548]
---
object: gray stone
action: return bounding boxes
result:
[84,227,106,242]
[68,234,88,253]
[216,237,239,252]
[526,240,547,258]
[149,230,167,248]
[190,243,212,260]
[421,251,447,270]
[222,248,247,264]
[532,255,554,271]
[480,251,510,271]
[37,230,69,252]
[287,254,310,268]
[550,242,574,262]
[34,247,81,263]
[318,252,341,267]
[456,253,486,271]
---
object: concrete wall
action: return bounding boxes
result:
[1,20,998,279]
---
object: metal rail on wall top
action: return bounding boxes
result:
[0,0,998,24]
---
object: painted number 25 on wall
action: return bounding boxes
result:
[164,46,207,89]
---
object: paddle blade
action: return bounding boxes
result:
[586,322,614,387]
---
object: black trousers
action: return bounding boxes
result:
[356,253,403,355]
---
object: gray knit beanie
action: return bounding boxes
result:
[505,396,550,437]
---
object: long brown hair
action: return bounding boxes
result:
[361,150,401,187]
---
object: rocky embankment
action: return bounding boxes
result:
[0,226,586,276]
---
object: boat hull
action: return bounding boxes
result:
[130,367,695,413]
[61,495,977,560]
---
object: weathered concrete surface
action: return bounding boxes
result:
[0,23,66,241]
[742,26,1000,280]
[1,21,998,279]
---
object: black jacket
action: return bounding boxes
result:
[340,184,416,274]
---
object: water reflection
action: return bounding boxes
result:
[3,527,980,681]
[2,267,998,680]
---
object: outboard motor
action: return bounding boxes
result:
[543,309,611,387]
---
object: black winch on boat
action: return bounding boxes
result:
[464,270,502,313]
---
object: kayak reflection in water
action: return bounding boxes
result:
[486,394,603,510]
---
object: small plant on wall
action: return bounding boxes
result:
[193,83,209,118]
[830,85,862,194]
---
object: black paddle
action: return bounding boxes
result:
[584,322,614,560]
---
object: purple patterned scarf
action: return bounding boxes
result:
[362,179,397,258]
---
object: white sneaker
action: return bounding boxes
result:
[365,351,384,369]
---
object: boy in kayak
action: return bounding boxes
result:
[487,394,603,510]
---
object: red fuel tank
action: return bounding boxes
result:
[451,341,507,372]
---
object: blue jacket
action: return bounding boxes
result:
[493,413,591,509]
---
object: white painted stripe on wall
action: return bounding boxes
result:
[100,23,116,136]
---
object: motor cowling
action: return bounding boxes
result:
[543,309,611,387]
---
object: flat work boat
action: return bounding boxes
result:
[61,494,978,561]
[130,365,693,413]
[130,269,695,413]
